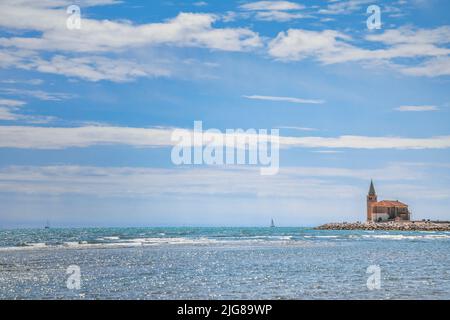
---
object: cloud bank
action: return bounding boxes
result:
[1,125,450,150]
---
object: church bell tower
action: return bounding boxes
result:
[367,180,377,221]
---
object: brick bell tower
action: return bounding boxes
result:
[367,180,377,221]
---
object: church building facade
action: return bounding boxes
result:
[367,180,411,222]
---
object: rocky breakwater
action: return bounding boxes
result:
[316,221,450,231]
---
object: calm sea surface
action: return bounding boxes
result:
[0,227,449,299]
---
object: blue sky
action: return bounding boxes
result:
[0,0,450,227]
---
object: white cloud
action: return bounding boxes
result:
[268,27,450,76]
[395,105,439,112]
[278,126,318,131]
[268,29,353,62]
[0,98,26,120]
[0,88,75,101]
[399,56,450,77]
[0,108,19,121]
[318,0,373,15]
[239,1,308,22]
[0,0,119,32]
[0,48,34,69]
[193,1,208,7]
[0,79,44,85]
[269,28,450,63]
[0,98,57,123]
[365,26,450,45]
[0,1,262,81]
[0,99,26,108]
[32,55,170,82]
[280,135,450,149]
[0,163,426,199]
[0,48,171,82]
[253,11,308,22]
[240,1,304,11]
[282,163,425,181]
[0,125,175,149]
[244,95,325,104]
[0,4,261,53]
[2,125,450,150]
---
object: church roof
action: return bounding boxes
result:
[375,200,408,207]
[368,180,376,196]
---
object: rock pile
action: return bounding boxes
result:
[315,221,450,231]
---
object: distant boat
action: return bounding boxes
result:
[44,220,50,229]
[270,219,275,228]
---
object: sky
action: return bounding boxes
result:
[0,0,450,228]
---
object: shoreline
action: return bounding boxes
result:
[315,221,450,231]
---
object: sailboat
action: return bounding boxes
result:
[270,219,275,228]
[44,220,50,229]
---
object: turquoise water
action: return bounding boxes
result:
[0,227,449,299]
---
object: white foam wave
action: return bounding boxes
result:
[304,235,340,239]
[2,232,449,252]
[0,236,308,252]
[362,234,450,240]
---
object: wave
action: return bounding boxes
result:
[0,236,311,252]
[1,232,450,252]
[304,235,339,238]
[361,234,450,240]
[98,236,121,241]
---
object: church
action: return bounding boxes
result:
[367,180,411,222]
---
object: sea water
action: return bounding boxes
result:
[0,227,449,299]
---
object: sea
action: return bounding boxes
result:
[0,227,449,300]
